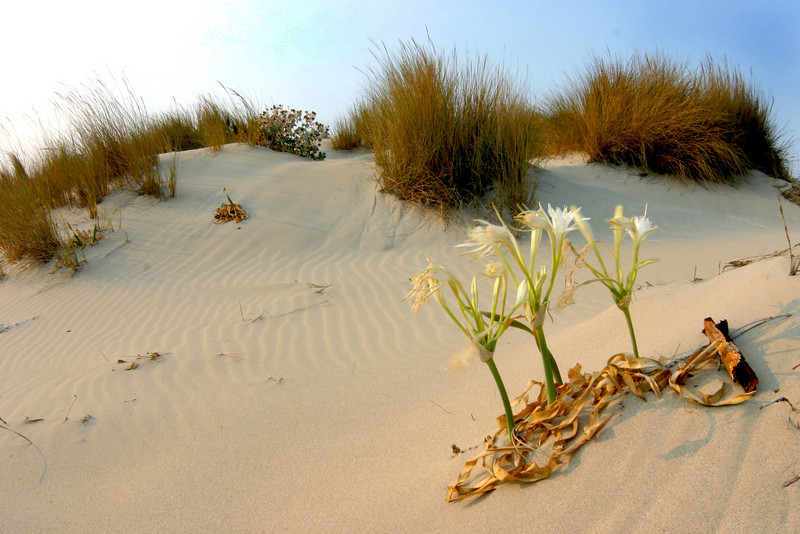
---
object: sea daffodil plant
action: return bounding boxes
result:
[572,205,658,358]
[457,204,587,404]
[404,258,527,440]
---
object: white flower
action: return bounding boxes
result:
[516,209,548,230]
[456,220,513,258]
[517,204,586,241]
[608,205,657,243]
[403,258,443,314]
[629,213,657,242]
[547,204,584,238]
[483,261,505,278]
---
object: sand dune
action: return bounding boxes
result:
[1,142,799,531]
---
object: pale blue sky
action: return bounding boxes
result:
[2,0,798,171]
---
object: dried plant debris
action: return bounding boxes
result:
[447,355,663,502]
[722,244,800,272]
[702,318,758,392]
[295,280,333,294]
[214,194,248,223]
[116,351,166,370]
[63,394,78,422]
[448,317,759,502]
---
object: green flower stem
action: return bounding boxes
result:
[485,357,516,442]
[620,305,640,359]
[533,325,560,404]
[547,348,562,384]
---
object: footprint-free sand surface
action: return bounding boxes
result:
[1,142,799,531]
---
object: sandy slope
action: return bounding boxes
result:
[1,143,799,531]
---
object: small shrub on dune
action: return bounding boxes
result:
[544,53,790,183]
[255,105,329,160]
[356,39,539,215]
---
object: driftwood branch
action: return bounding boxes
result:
[703,318,759,393]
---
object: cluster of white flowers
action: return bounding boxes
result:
[405,202,658,409]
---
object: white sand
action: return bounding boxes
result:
[1,142,799,531]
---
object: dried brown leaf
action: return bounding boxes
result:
[447,336,758,502]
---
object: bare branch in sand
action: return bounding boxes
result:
[63,394,78,422]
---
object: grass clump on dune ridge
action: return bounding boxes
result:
[0,75,329,265]
[350,39,540,216]
[0,79,263,265]
[331,103,371,151]
[543,53,790,183]
[698,59,791,181]
[0,155,63,263]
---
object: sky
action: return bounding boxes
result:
[2,0,798,172]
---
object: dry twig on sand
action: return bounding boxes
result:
[722,244,800,272]
[0,422,48,486]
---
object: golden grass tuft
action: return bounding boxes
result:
[350,39,540,216]
[542,53,790,183]
[0,155,63,263]
[330,103,371,151]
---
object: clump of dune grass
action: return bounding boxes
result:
[544,53,790,183]
[50,78,162,210]
[331,103,371,150]
[40,79,261,211]
[150,106,206,152]
[353,39,540,216]
[195,97,235,152]
[698,58,790,181]
[185,87,262,151]
[0,155,63,263]
[0,77,263,265]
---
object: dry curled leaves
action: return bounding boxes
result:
[447,345,755,502]
[215,194,248,224]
